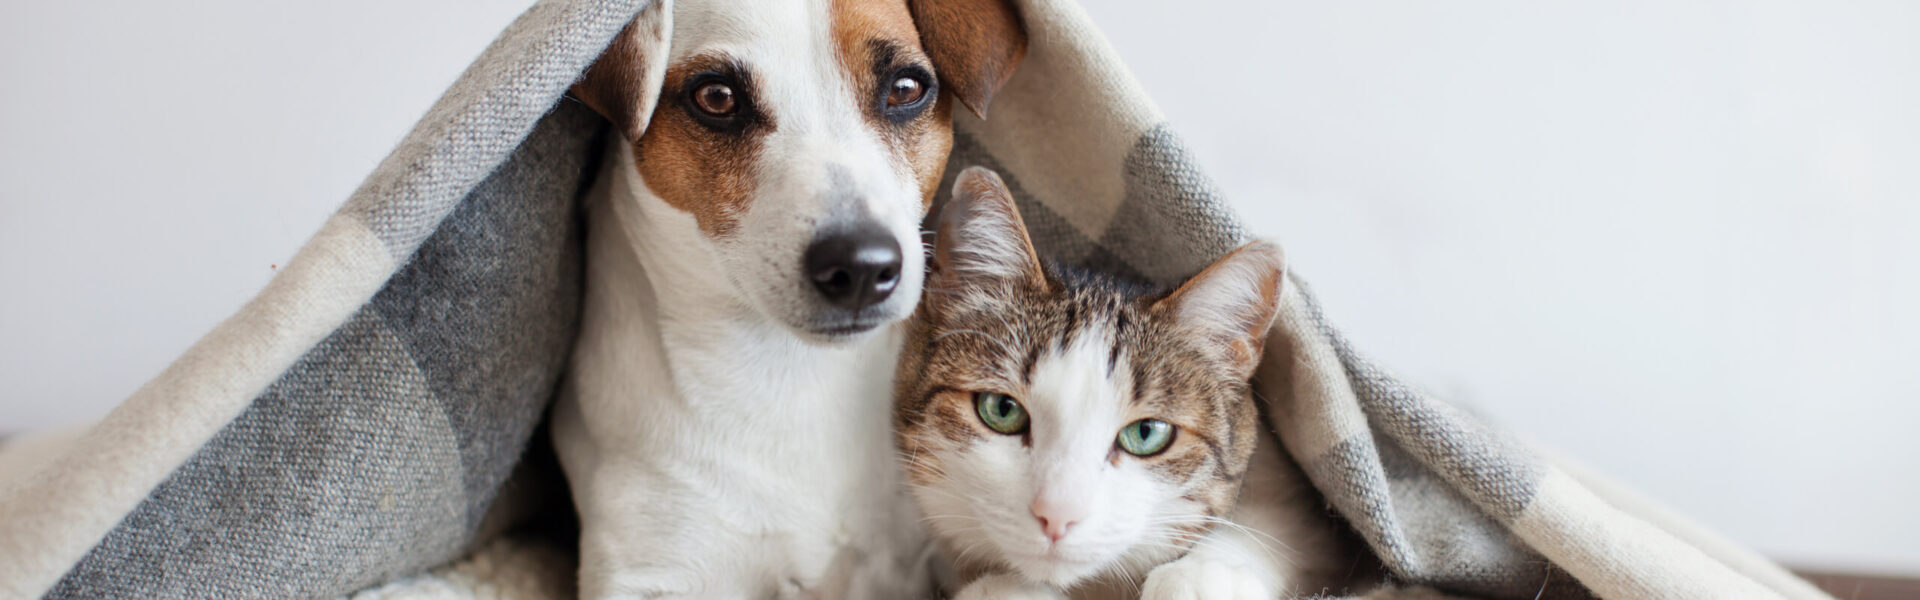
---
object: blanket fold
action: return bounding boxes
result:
[0,1,1828,599]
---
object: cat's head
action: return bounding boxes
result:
[895,167,1287,587]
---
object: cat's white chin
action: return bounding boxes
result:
[1007,552,1108,588]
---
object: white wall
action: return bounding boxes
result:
[2,0,1914,575]
[0,0,533,427]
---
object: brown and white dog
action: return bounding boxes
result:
[551,0,1024,597]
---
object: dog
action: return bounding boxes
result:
[550,0,1026,597]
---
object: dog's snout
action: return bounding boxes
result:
[805,225,902,311]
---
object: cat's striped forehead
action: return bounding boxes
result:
[896,266,1257,486]
[924,268,1240,415]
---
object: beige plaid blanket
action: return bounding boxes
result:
[0,1,1828,598]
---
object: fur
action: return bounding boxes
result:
[896,168,1353,600]
[552,0,1026,597]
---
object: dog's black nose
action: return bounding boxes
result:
[805,225,903,311]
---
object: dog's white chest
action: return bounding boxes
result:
[551,178,929,598]
[651,321,910,537]
[556,310,928,599]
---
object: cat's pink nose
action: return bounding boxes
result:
[1030,497,1083,543]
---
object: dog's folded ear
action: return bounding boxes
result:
[908,0,1027,119]
[572,0,674,142]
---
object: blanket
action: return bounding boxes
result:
[0,0,1832,598]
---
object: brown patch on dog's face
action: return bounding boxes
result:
[568,0,1033,339]
[906,0,1027,118]
[568,1,671,144]
[626,0,966,239]
[831,0,956,206]
[635,55,772,238]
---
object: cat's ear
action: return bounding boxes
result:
[929,167,1049,296]
[1153,241,1286,379]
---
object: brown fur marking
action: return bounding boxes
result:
[897,181,1284,545]
[571,11,669,142]
[633,55,771,238]
[575,0,1024,239]
[905,0,1028,118]
[832,0,957,206]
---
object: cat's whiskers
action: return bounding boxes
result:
[1148,519,1296,569]
[1174,514,1299,559]
[946,534,1010,577]
[1142,529,1237,559]
[910,486,980,509]
[1089,551,1144,597]
[896,449,953,481]
[1134,536,1262,576]
[919,513,982,527]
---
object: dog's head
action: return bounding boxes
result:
[572,0,1026,342]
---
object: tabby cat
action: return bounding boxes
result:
[895,167,1349,600]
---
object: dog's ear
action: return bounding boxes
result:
[908,0,1027,119]
[930,167,1048,303]
[1152,241,1287,380]
[572,0,674,142]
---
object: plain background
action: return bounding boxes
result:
[2,0,1914,575]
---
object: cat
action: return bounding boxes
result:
[894,167,1354,600]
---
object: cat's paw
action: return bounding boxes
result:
[1140,557,1273,600]
[953,573,1068,600]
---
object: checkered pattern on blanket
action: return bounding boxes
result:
[0,0,1829,598]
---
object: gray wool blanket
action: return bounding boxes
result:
[0,1,1832,599]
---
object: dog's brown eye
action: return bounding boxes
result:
[887,76,925,107]
[693,82,736,116]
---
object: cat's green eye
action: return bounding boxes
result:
[974,392,1029,434]
[1117,419,1175,456]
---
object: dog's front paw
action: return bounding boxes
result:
[952,573,1066,600]
[1140,557,1272,600]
